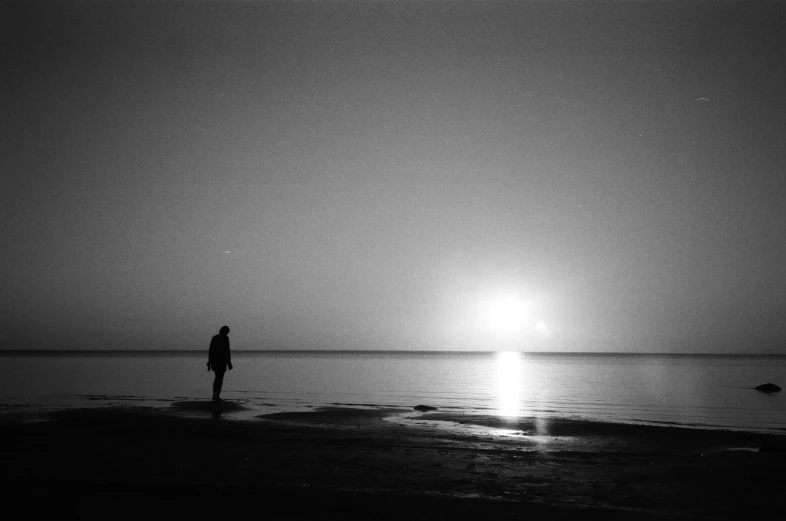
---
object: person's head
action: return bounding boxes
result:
[219,325,230,336]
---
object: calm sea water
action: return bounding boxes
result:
[1,351,784,433]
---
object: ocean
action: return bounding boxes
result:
[1,351,784,433]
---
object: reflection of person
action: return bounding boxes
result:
[207,326,232,401]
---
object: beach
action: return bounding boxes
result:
[3,404,785,519]
[7,1,786,519]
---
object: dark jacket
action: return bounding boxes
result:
[208,334,231,371]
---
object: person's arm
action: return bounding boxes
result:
[207,337,215,371]
[227,338,233,370]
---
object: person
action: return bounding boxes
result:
[207,325,233,401]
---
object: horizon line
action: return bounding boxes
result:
[0,349,784,356]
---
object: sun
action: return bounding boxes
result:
[476,292,553,341]
[480,295,532,335]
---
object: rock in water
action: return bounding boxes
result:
[414,405,437,412]
[754,383,782,393]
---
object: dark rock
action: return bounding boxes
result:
[754,383,782,393]
[414,405,437,412]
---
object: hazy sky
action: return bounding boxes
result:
[3,1,786,352]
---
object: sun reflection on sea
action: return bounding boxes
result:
[495,351,524,417]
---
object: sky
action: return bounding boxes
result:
[3,1,786,353]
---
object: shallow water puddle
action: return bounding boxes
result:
[383,412,576,447]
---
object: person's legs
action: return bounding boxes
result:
[212,369,226,400]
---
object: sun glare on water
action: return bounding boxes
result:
[495,351,523,417]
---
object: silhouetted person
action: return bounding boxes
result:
[207,325,232,401]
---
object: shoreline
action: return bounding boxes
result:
[3,404,786,519]
[4,395,785,436]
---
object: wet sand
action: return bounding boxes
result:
[3,404,785,519]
